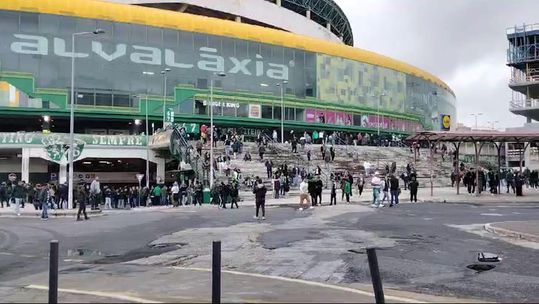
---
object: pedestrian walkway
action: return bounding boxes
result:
[485,220,539,242]
[4,263,481,303]
[0,205,102,218]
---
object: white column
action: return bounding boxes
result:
[21,148,30,183]
[306,9,311,19]
[156,157,166,184]
[235,16,241,23]
[276,0,281,6]
[59,163,68,184]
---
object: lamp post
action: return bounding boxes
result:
[487,120,499,130]
[209,72,227,189]
[470,113,483,130]
[160,68,171,129]
[67,29,105,210]
[276,81,288,143]
[376,92,386,169]
[142,71,155,188]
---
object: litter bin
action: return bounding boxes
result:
[203,187,211,204]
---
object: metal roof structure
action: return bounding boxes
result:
[406,131,539,143]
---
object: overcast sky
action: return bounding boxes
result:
[334,0,539,130]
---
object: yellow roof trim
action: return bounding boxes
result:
[0,0,455,97]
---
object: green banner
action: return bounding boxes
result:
[174,123,200,133]
[0,132,147,147]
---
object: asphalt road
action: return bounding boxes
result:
[1,201,538,302]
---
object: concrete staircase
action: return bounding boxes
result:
[193,141,453,189]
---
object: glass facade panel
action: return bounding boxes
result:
[95,92,112,106]
[0,10,456,132]
[261,105,273,119]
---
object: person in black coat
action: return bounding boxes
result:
[253,179,267,220]
[315,176,323,206]
[409,177,419,203]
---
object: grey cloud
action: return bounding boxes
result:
[334,0,538,128]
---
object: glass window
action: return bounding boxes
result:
[0,11,19,33]
[285,107,295,120]
[237,104,249,117]
[179,99,194,114]
[197,78,208,89]
[261,105,273,119]
[163,29,178,48]
[353,114,362,126]
[95,92,112,106]
[113,22,130,42]
[39,14,59,33]
[222,104,236,117]
[273,106,281,120]
[76,91,95,106]
[147,27,162,45]
[131,24,147,43]
[195,100,207,115]
[212,102,222,116]
[19,12,38,32]
[113,94,130,107]
[295,108,304,121]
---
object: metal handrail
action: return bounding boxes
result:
[507,23,539,35]
[509,98,539,109]
[510,68,539,83]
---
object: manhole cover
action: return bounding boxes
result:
[467,264,496,272]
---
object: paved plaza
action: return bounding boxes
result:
[1,193,539,303]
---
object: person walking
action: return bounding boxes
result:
[371,172,382,208]
[11,180,25,216]
[298,178,311,211]
[380,176,389,207]
[104,186,112,209]
[315,175,323,205]
[152,184,161,206]
[230,180,239,209]
[409,177,419,203]
[194,180,203,206]
[89,176,101,210]
[357,174,365,196]
[253,178,267,220]
[329,177,337,205]
[220,181,230,209]
[76,180,89,221]
[171,182,180,207]
[330,146,335,162]
[273,174,281,199]
[0,182,8,208]
[389,174,400,207]
[344,178,351,203]
[38,183,49,220]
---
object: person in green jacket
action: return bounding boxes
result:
[152,185,162,206]
[344,179,352,203]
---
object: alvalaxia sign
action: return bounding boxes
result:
[9,34,290,81]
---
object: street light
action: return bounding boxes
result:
[141,71,155,189]
[373,91,387,169]
[470,113,483,129]
[67,28,105,210]
[487,120,499,130]
[160,68,171,129]
[260,81,287,143]
[209,72,227,189]
[276,80,288,144]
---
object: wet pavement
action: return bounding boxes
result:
[0,200,538,302]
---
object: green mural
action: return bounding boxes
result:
[316,54,406,111]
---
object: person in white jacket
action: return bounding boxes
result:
[298,178,311,211]
[171,182,180,207]
[371,172,382,208]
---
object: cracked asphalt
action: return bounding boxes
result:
[1,201,539,302]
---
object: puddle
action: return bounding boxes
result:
[467,264,496,272]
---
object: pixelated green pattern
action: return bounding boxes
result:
[317,54,406,111]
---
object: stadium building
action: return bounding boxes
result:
[0,0,457,184]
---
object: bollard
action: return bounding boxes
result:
[366,248,385,304]
[212,241,221,304]
[49,240,59,304]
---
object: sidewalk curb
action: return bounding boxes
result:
[0,209,103,218]
[484,223,539,243]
